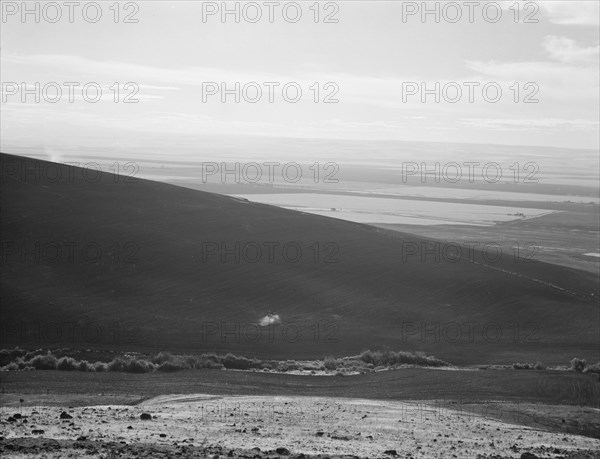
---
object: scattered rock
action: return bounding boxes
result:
[384,450,397,456]
[140,413,152,420]
[59,411,72,420]
[276,447,291,455]
[331,435,350,441]
[521,453,539,459]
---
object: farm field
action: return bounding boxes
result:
[232,193,556,226]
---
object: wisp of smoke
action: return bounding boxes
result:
[259,314,281,326]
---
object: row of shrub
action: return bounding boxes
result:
[0,350,250,373]
[511,358,600,374]
[0,348,451,374]
[1,352,152,373]
[358,349,450,367]
[513,362,546,370]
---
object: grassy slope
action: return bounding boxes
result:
[1,153,598,364]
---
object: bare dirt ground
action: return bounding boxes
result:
[1,393,599,458]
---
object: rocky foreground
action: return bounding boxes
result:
[1,394,599,458]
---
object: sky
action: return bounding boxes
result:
[1,0,599,154]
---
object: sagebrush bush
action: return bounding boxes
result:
[94,361,108,372]
[513,362,531,370]
[108,357,155,373]
[152,351,174,365]
[323,356,338,370]
[0,348,28,367]
[1,362,19,371]
[195,354,224,369]
[222,353,261,370]
[77,360,96,372]
[570,357,587,372]
[277,360,299,372]
[56,356,78,371]
[584,362,600,374]
[26,352,58,370]
[157,360,185,372]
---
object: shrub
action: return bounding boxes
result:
[570,357,587,372]
[77,360,96,372]
[94,361,108,372]
[584,362,600,374]
[1,362,19,371]
[107,357,127,372]
[108,357,154,373]
[513,363,531,370]
[323,356,338,371]
[157,360,186,372]
[0,348,27,367]
[278,360,299,372]
[152,351,174,365]
[23,349,45,361]
[182,354,199,368]
[26,352,58,370]
[222,353,261,370]
[56,357,78,371]
[195,354,224,369]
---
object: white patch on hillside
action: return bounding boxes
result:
[259,314,281,326]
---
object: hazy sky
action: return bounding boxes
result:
[1,1,599,153]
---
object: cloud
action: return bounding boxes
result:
[464,57,599,103]
[539,1,600,26]
[497,1,599,25]
[460,117,599,131]
[542,35,600,65]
